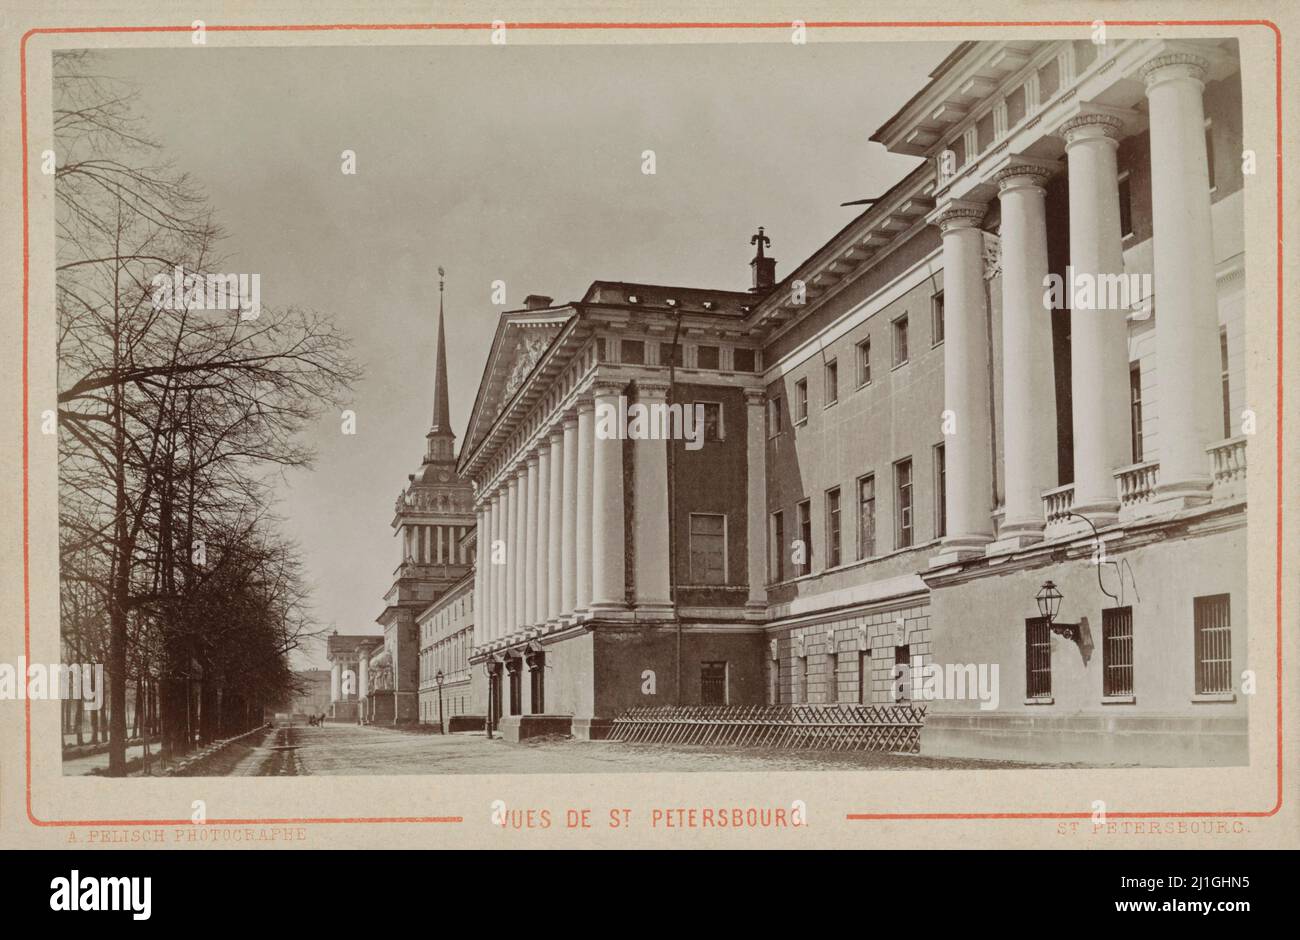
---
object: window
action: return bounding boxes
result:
[1102,607,1135,697]
[529,653,545,713]
[768,395,783,436]
[1130,363,1144,462]
[796,499,813,576]
[701,662,728,705]
[799,655,810,703]
[825,487,842,568]
[892,314,910,366]
[508,663,522,716]
[660,342,683,368]
[893,645,911,702]
[1118,171,1134,238]
[894,458,914,549]
[825,647,839,703]
[794,378,808,423]
[1205,119,1216,191]
[824,359,839,406]
[620,339,645,364]
[733,348,756,373]
[1194,594,1232,694]
[699,402,724,442]
[770,511,785,582]
[1025,617,1052,699]
[689,513,727,585]
[769,656,781,705]
[933,443,947,538]
[856,337,872,387]
[857,650,870,704]
[931,291,945,345]
[696,345,720,370]
[857,475,876,559]
[1220,327,1232,439]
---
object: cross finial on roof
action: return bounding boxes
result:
[750,226,771,259]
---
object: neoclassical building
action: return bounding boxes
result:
[453,36,1247,764]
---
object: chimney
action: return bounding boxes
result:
[749,226,776,292]
[523,294,553,310]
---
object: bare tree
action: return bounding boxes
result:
[55,51,360,775]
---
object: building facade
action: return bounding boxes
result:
[417,563,476,729]
[450,36,1247,764]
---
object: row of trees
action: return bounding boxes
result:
[55,51,360,774]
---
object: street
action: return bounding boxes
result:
[75,721,1074,776]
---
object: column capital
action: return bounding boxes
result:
[742,387,768,407]
[525,448,541,466]
[562,409,580,429]
[547,424,566,444]
[1055,104,1136,145]
[928,198,987,234]
[590,377,625,398]
[992,156,1058,194]
[636,379,672,400]
[574,394,596,415]
[1140,51,1209,91]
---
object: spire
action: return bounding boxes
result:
[429,266,453,438]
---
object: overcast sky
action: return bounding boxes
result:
[95,39,953,667]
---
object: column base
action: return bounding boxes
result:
[632,601,676,620]
[929,534,994,568]
[1070,496,1119,528]
[986,525,1045,556]
[1151,479,1213,512]
[587,601,628,616]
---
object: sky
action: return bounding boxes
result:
[94,39,953,668]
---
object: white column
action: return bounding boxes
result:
[514,465,529,630]
[527,450,543,626]
[591,381,626,610]
[574,397,595,612]
[1062,110,1132,521]
[546,427,565,621]
[744,388,768,609]
[329,662,341,703]
[474,507,486,645]
[1142,51,1220,503]
[929,200,995,565]
[632,381,672,614]
[992,159,1058,550]
[560,413,579,616]
[504,477,518,637]
[358,656,369,702]
[491,492,504,640]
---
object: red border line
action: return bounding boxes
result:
[19,19,1283,830]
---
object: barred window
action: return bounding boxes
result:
[1194,594,1232,694]
[1103,607,1135,697]
[1026,617,1052,699]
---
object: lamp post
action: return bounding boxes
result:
[435,669,445,735]
[1035,579,1080,642]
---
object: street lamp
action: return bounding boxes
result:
[1035,580,1079,641]
[435,669,445,735]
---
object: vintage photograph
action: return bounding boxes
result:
[45,30,1252,784]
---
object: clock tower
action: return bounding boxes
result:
[373,267,476,723]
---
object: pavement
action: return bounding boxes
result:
[64,722,1070,776]
[259,721,1059,776]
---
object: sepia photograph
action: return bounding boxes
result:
[47,30,1253,778]
[0,2,1293,871]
